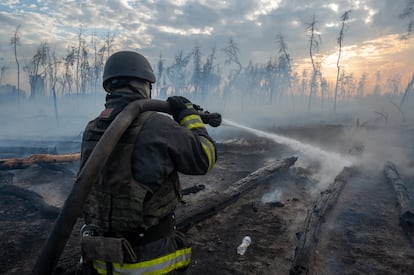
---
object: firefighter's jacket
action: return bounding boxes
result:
[80,91,216,231]
[79,90,216,274]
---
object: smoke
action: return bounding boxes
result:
[344,126,414,177]
[261,188,283,204]
[2,86,413,186]
[0,94,104,139]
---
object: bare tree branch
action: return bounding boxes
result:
[334,10,351,113]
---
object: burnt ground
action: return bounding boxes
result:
[1,123,414,275]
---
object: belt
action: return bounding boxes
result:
[104,213,176,245]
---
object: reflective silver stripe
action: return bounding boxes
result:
[200,136,216,171]
[179,114,204,130]
[94,248,191,275]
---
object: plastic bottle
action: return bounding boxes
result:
[237,236,251,255]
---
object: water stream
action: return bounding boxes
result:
[222,119,357,191]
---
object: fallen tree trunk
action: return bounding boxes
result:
[0,146,57,158]
[290,166,354,275]
[176,156,298,232]
[0,153,80,170]
[383,161,414,241]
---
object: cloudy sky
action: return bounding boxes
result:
[0,0,413,91]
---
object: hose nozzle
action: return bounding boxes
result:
[193,104,222,127]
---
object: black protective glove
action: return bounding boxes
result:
[167,96,197,123]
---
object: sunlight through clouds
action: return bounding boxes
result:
[245,0,282,21]
[119,0,134,9]
[318,33,414,90]
[323,3,339,13]
[364,7,377,23]
[158,25,214,36]
[0,0,412,93]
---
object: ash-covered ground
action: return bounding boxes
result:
[1,122,414,275]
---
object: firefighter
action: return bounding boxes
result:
[78,50,216,275]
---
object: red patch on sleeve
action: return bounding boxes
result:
[99,108,114,118]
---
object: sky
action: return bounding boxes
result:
[0,0,413,92]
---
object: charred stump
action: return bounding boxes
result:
[383,161,414,241]
[176,156,298,232]
[290,166,354,275]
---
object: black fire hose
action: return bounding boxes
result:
[31,99,221,275]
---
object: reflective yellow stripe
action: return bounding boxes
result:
[179,114,204,130]
[93,262,107,274]
[186,122,205,129]
[94,248,191,275]
[178,114,215,170]
[200,136,216,171]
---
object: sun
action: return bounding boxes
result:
[301,34,414,93]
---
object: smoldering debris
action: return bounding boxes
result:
[261,188,285,207]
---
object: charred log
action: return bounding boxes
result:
[290,166,354,275]
[0,184,60,219]
[0,146,57,158]
[182,184,205,195]
[383,161,414,240]
[176,156,298,232]
[0,153,80,170]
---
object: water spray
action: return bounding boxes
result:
[222,119,357,191]
[222,119,354,167]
